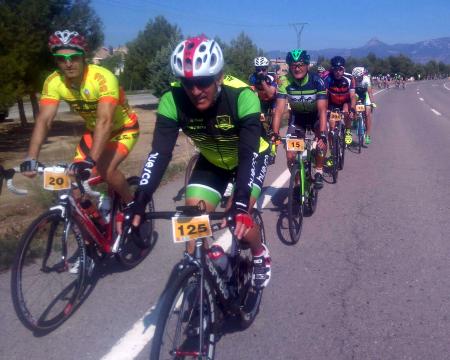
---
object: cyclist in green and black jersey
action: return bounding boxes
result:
[271,49,328,188]
[129,36,271,288]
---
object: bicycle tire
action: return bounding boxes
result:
[115,176,154,269]
[150,265,217,360]
[338,125,345,170]
[11,210,86,332]
[287,167,303,244]
[237,210,266,329]
[358,114,364,153]
[331,132,339,184]
[184,152,200,196]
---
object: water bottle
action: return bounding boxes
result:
[98,192,112,224]
[208,245,232,281]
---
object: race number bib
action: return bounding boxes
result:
[356,104,365,112]
[286,138,305,152]
[43,168,70,191]
[329,112,341,122]
[172,215,212,243]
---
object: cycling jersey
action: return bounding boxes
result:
[137,75,268,209]
[354,75,371,99]
[324,72,355,107]
[277,72,327,124]
[40,64,138,132]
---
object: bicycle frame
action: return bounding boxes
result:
[285,129,316,203]
[54,175,116,254]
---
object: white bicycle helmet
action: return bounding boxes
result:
[254,56,270,67]
[171,35,224,78]
[317,65,326,73]
[352,67,365,77]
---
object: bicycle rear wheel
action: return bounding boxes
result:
[11,210,86,332]
[150,265,217,360]
[115,176,154,269]
[287,166,303,244]
[238,210,266,329]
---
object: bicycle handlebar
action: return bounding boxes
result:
[1,164,101,198]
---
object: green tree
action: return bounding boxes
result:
[223,32,262,81]
[146,40,179,98]
[122,16,181,90]
[0,0,103,125]
[100,53,124,74]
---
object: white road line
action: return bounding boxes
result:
[419,98,424,101]
[431,109,442,116]
[444,82,450,91]
[100,307,157,360]
[373,89,385,95]
[417,92,420,95]
[100,169,290,360]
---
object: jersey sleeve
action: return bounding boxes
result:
[40,72,61,106]
[314,75,327,100]
[95,68,120,104]
[135,91,179,203]
[234,89,262,209]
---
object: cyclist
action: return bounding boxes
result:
[352,67,376,145]
[129,36,271,289]
[20,30,139,204]
[324,56,356,146]
[317,65,329,79]
[248,56,277,119]
[271,49,328,189]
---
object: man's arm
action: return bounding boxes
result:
[271,97,287,134]
[90,101,115,161]
[317,99,328,132]
[27,104,58,159]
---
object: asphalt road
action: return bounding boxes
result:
[1,80,450,360]
[6,92,158,120]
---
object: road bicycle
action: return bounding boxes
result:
[8,164,154,332]
[149,203,266,359]
[327,109,346,183]
[282,127,319,244]
[354,101,367,153]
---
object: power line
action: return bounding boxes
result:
[289,22,308,48]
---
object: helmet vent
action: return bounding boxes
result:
[210,54,217,67]
[177,45,184,53]
[185,58,192,72]
[199,44,206,52]
[195,57,203,70]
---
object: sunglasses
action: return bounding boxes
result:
[181,76,216,89]
[255,67,268,72]
[290,62,309,69]
[332,66,345,71]
[53,52,84,63]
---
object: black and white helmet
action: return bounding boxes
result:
[254,56,270,67]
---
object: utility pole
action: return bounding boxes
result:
[289,22,308,48]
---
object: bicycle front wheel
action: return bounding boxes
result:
[338,125,345,170]
[11,210,86,332]
[287,166,304,244]
[151,265,217,360]
[331,132,339,184]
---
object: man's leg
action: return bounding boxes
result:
[96,148,133,203]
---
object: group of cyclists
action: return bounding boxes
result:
[372,73,406,89]
[18,31,379,301]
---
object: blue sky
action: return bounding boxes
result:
[92,0,450,51]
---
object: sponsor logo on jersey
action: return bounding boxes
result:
[215,115,234,130]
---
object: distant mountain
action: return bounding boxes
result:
[266,37,450,64]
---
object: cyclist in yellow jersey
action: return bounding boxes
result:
[21,30,139,203]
